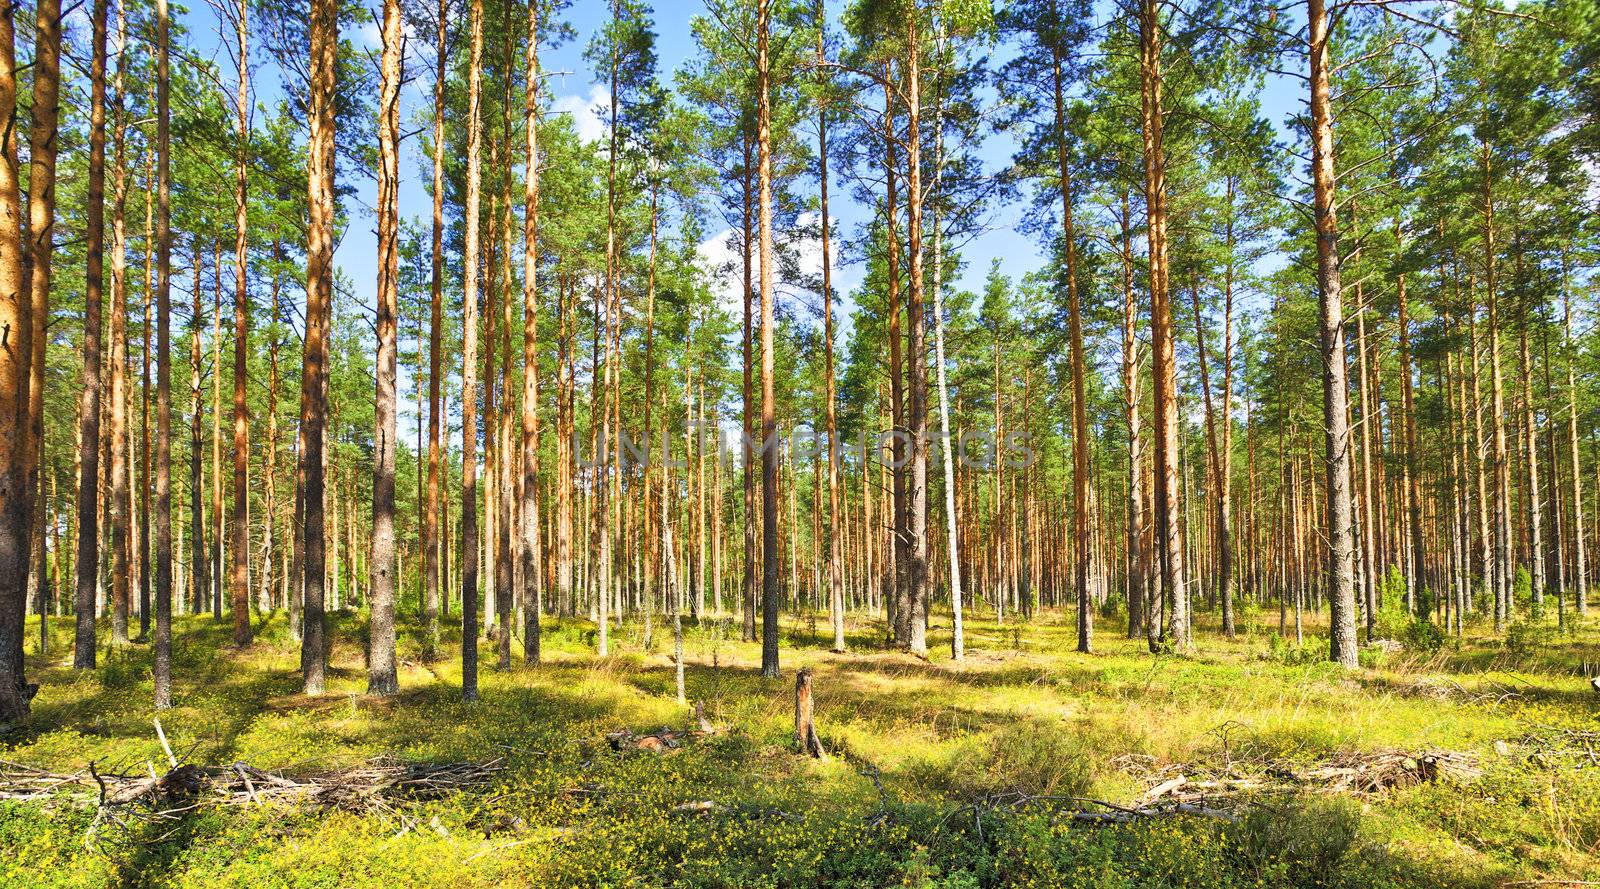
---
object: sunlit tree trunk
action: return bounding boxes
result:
[23,0,61,638]
[1563,261,1587,615]
[263,242,281,613]
[108,2,131,645]
[367,0,403,697]
[422,0,448,660]
[0,0,33,722]
[1516,250,1543,613]
[191,244,208,618]
[229,0,252,646]
[1482,143,1511,630]
[152,0,174,709]
[757,0,780,677]
[926,15,960,660]
[210,248,224,620]
[520,0,544,665]
[904,11,929,658]
[459,0,485,700]
[140,149,154,639]
[1307,0,1358,666]
[299,0,339,695]
[1138,0,1186,650]
[1050,14,1091,653]
[1118,195,1147,641]
[73,0,109,669]
[882,70,907,648]
[1396,242,1424,616]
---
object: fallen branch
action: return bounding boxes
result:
[1134,748,1481,807]
[0,756,506,823]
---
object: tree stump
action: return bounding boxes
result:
[794,667,827,759]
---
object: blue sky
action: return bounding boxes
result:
[163,0,1309,444]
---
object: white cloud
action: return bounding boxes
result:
[696,211,840,320]
[550,84,609,145]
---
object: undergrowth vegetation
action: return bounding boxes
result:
[2,605,1598,887]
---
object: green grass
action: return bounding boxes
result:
[3,601,1598,887]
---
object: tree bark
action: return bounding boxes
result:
[0,0,33,722]
[1563,262,1587,614]
[904,13,929,658]
[1050,14,1091,654]
[927,16,960,660]
[459,0,485,700]
[229,0,252,646]
[108,2,131,646]
[24,0,61,645]
[520,0,544,666]
[153,0,174,709]
[1118,195,1147,641]
[299,0,338,695]
[757,0,780,678]
[73,0,109,669]
[367,0,403,697]
[1138,0,1186,650]
[422,0,448,660]
[1307,0,1359,667]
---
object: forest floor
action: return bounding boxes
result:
[2,601,1599,888]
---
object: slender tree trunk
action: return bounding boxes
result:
[1050,18,1091,654]
[191,243,208,619]
[883,70,908,649]
[140,150,153,639]
[422,0,447,660]
[812,0,851,655]
[367,0,403,697]
[73,0,110,669]
[152,0,174,709]
[927,17,960,660]
[0,0,33,722]
[1355,287,1377,637]
[263,242,280,613]
[520,0,543,665]
[1516,249,1543,613]
[1396,243,1425,616]
[757,0,780,678]
[1307,0,1359,666]
[299,0,338,695]
[904,14,930,658]
[459,0,485,700]
[1563,260,1587,615]
[1118,195,1147,641]
[108,3,131,645]
[210,247,224,620]
[23,0,61,645]
[227,0,252,646]
[1138,0,1186,650]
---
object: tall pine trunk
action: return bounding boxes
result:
[459,0,485,700]
[228,0,252,646]
[367,0,403,697]
[299,0,338,695]
[757,0,780,678]
[1138,0,1186,650]
[108,2,131,645]
[520,0,544,665]
[1307,0,1359,667]
[74,0,109,669]
[0,0,33,722]
[1050,11,1091,654]
[153,0,174,709]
